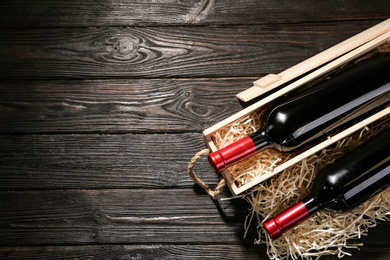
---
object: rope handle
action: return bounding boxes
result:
[187,148,226,200]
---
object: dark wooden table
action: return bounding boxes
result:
[0,1,389,259]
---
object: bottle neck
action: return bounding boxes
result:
[263,195,320,239]
[302,196,321,215]
[249,129,271,151]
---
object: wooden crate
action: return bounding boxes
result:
[203,18,390,196]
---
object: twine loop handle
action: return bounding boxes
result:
[188,148,226,199]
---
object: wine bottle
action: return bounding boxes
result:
[208,53,390,173]
[263,127,390,240]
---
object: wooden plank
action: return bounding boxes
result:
[1,245,389,260]
[0,0,389,28]
[0,21,381,79]
[0,79,249,134]
[0,245,270,259]
[0,133,222,190]
[0,189,388,249]
[0,189,253,245]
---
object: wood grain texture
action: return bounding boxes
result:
[0,189,388,249]
[0,189,253,245]
[0,245,270,260]
[0,0,389,28]
[0,79,249,134]
[1,1,389,258]
[0,21,381,79]
[0,133,220,190]
[1,245,389,260]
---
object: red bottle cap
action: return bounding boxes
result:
[262,218,283,239]
[208,136,258,173]
[208,150,225,173]
[263,201,310,239]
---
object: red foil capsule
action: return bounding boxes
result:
[208,136,258,173]
[263,201,310,239]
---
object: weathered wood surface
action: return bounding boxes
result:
[0,22,382,79]
[0,189,389,256]
[1,0,389,27]
[0,134,219,190]
[1,0,389,259]
[0,246,389,260]
[0,79,249,134]
[0,189,251,244]
[0,245,271,260]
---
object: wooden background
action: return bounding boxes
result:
[0,1,389,259]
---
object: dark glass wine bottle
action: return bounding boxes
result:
[263,127,390,239]
[208,53,390,173]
